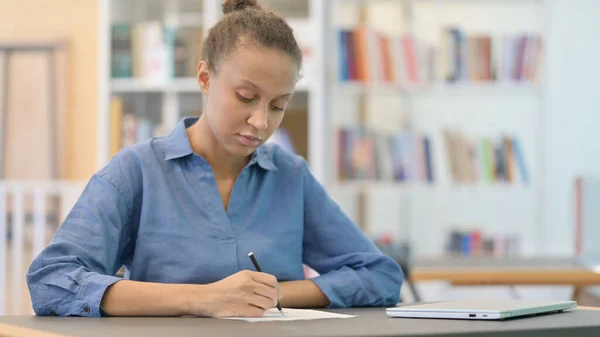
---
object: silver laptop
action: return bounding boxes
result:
[386,300,577,320]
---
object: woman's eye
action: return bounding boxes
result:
[237,93,254,103]
[270,105,285,112]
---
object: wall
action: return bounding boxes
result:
[542,0,600,256]
[0,0,99,180]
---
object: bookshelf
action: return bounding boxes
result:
[96,0,557,259]
[326,0,546,258]
[98,0,328,182]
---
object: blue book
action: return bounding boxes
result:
[461,233,472,256]
[512,138,529,184]
[423,136,434,183]
[338,30,349,81]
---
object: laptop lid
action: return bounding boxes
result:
[386,300,577,320]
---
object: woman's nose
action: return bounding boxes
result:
[247,107,268,131]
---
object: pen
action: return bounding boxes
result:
[248,252,284,316]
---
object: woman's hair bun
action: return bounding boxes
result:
[222,0,262,15]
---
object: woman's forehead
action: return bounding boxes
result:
[223,46,298,92]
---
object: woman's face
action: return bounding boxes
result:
[198,44,299,157]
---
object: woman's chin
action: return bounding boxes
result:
[227,143,258,157]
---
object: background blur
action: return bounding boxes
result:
[1,0,599,315]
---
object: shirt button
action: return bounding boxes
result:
[83,306,90,313]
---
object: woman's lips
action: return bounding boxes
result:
[237,134,261,147]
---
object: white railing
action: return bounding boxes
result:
[0,180,85,315]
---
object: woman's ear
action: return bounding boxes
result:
[197,61,210,94]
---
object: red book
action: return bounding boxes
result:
[402,35,419,83]
[471,230,483,256]
[380,35,394,83]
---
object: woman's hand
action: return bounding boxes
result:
[189,270,282,317]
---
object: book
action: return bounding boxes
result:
[109,97,124,157]
[111,23,132,78]
[337,127,434,183]
[439,27,543,84]
[336,27,434,87]
[443,129,529,185]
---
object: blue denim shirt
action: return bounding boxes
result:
[26,117,403,317]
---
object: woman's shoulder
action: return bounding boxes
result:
[261,142,308,173]
[96,140,156,186]
[104,139,153,166]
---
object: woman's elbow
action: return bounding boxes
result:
[26,281,52,316]
[27,281,73,317]
[377,257,404,306]
[26,265,72,316]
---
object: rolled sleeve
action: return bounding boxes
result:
[73,274,123,317]
[310,266,357,308]
[27,150,139,317]
[301,161,403,308]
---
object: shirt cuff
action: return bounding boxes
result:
[310,268,357,308]
[72,273,122,317]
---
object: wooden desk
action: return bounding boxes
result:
[411,257,600,302]
[579,306,600,311]
[1,307,600,337]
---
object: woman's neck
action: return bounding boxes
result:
[187,114,248,179]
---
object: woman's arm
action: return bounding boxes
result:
[100,280,194,316]
[27,151,140,317]
[278,280,330,308]
[299,161,404,308]
[100,270,331,315]
[101,271,281,317]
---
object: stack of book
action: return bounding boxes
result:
[337,127,434,183]
[335,25,543,87]
[336,27,435,87]
[438,28,543,84]
[443,129,529,185]
[109,97,165,156]
[446,229,521,258]
[111,22,204,81]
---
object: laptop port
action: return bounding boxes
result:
[469,314,476,317]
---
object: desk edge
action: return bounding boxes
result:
[0,323,70,337]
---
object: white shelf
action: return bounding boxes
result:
[417,82,542,96]
[111,78,201,93]
[334,81,541,96]
[295,76,310,92]
[331,181,435,193]
[334,82,401,94]
[111,76,311,93]
[331,181,529,193]
[177,13,204,27]
[441,184,532,196]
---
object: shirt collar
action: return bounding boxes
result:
[249,145,278,171]
[163,117,277,171]
[163,117,195,161]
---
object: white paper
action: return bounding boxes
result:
[223,308,357,322]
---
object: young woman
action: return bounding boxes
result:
[26,0,403,318]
